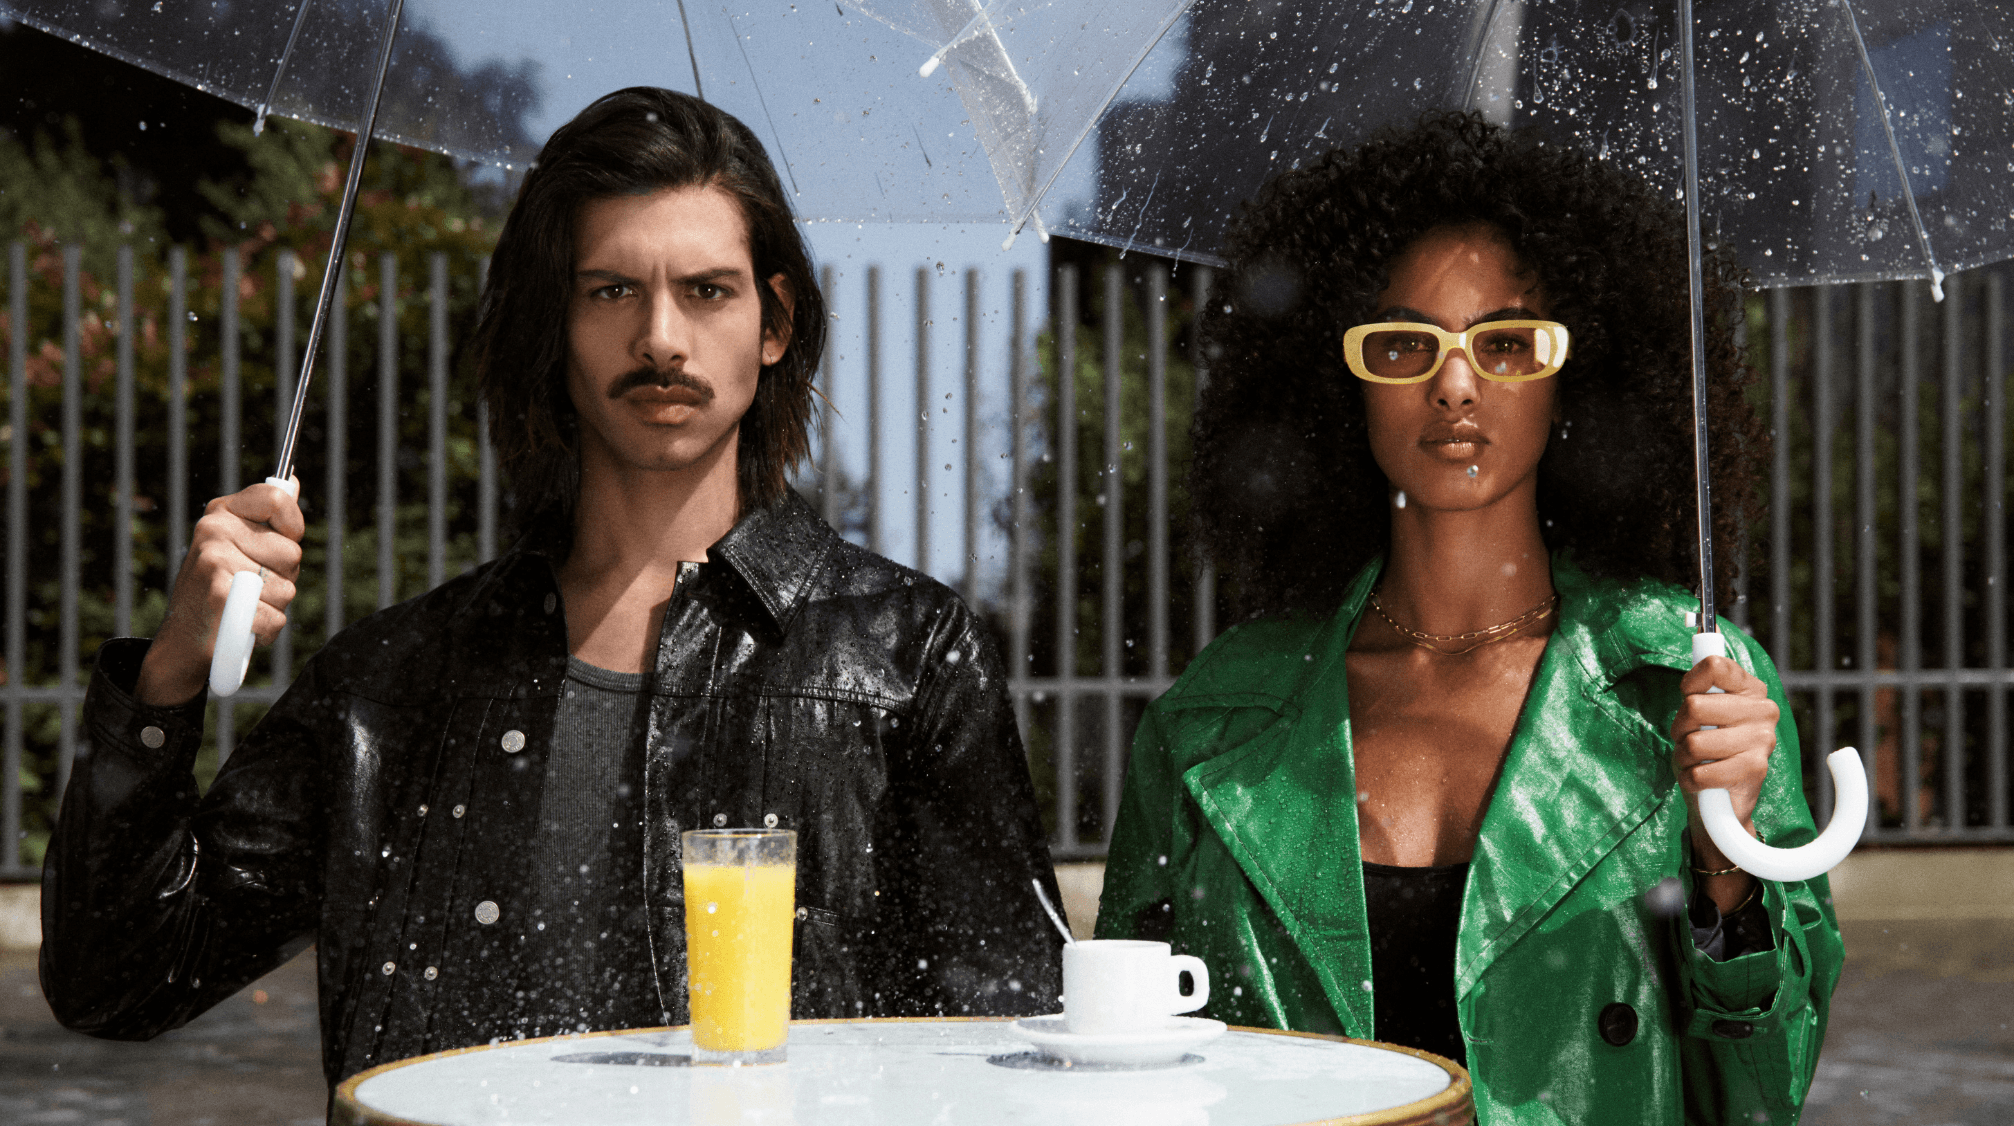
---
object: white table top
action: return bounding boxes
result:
[335,1018,1470,1126]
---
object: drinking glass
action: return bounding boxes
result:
[682,828,797,1065]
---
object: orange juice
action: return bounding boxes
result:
[683,861,796,1053]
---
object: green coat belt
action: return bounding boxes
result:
[1099,554,1843,1125]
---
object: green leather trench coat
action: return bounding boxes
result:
[1099,554,1843,1125]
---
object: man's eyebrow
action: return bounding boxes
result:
[676,266,746,285]
[1371,304,1539,327]
[576,268,640,285]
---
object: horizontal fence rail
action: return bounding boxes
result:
[1,241,2010,878]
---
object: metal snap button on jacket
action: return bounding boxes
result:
[500,730,526,753]
[713,813,728,827]
[763,813,779,828]
[140,725,166,749]
[474,900,500,925]
[1710,1019,1754,1040]
[1598,1002,1637,1046]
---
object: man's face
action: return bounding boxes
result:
[566,184,789,478]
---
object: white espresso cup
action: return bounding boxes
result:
[1062,939,1210,1035]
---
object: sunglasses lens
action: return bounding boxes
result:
[1361,329,1442,380]
[1471,325,1554,378]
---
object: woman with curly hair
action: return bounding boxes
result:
[1097,112,1841,1124]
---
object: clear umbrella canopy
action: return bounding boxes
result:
[1022,0,2012,291]
[4,0,1180,224]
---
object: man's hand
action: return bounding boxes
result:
[135,479,303,707]
[1672,653,1780,913]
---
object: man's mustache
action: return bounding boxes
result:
[607,367,715,402]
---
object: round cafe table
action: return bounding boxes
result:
[333,1018,1473,1126]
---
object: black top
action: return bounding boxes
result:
[1362,861,1469,1067]
[53,491,1063,1086]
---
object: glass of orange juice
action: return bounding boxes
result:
[682,828,796,1065]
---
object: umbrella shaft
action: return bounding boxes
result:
[275,0,407,482]
[1678,0,1716,633]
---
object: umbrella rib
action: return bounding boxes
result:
[1452,0,1510,111]
[1836,0,1945,300]
[727,14,799,197]
[1007,0,1199,242]
[253,0,318,136]
[675,0,705,101]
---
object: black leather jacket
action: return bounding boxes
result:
[43,492,1064,1086]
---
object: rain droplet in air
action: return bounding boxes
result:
[187,311,199,322]
[1467,465,1479,478]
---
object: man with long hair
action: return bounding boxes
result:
[44,87,1063,1087]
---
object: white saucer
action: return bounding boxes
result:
[1007,1015,1227,1067]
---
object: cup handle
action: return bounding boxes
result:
[1169,954,1210,1014]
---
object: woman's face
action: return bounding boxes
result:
[1359,224,1558,514]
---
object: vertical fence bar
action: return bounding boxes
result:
[6,243,26,874]
[377,254,398,610]
[1942,275,1966,830]
[167,247,187,587]
[327,254,348,638]
[115,246,135,638]
[1055,265,1078,850]
[273,250,295,680]
[915,267,931,574]
[429,253,448,590]
[1101,265,1124,844]
[59,245,80,794]
[1900,284,1923,831]
[1147,265,1168,682]
[963,270,980,606]
[1856,283,1879,837]
[867,266,883,557]
[1812,289,1836,823]
[1769,288,1791,676]
[1192,266,1215,652]
[819,265,839,531]
[477,259,496,564]
[1988,271,2008,831]
[217,246,241,761]
[1008,269,1031,743]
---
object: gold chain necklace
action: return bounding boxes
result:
[1368,591,1559,656]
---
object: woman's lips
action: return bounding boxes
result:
[1422,436,1486,461]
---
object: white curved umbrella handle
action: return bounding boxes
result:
[1690,632,1867,882]
[208,476,297,698]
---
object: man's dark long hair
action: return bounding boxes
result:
[472,87,826,548]
[1191,111,1766,620]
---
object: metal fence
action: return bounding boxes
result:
[2,243,2010,879]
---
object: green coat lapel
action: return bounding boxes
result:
[1181,560,1381,1037]
[1182,553,1710,1031]
[1456,559,1693,998]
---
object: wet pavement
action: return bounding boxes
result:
[1,919,2008,1124]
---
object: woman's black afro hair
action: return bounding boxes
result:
[1190,110,1766,620]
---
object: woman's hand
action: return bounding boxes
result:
[135,479,304,707]
[1671,653,1780,913]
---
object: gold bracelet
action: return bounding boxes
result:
[1691,862,1742,877]
[1729,881,1762,915]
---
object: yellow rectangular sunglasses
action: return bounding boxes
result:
[1343,319,1570,384]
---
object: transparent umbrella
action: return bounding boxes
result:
[917,0,1975,877]
[0,0,1183,692]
